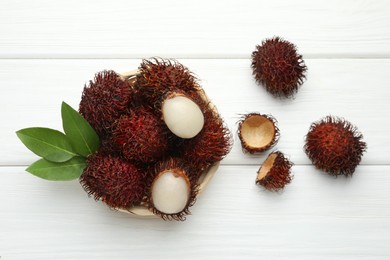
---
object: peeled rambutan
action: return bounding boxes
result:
[251,37,307,98]
[146,157,198,221]
[180,99,233,174]
[161,92,205,139]
[256,151,293,191]
[112,106,170,164]
[238,113,279,153]
[134,58,200,107]
[79,70,132,137]
[80,151,145,209]
[304,116,367,176]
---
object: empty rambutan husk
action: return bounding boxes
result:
[256,151,293,191]
[238,113,279,153]
[114,65,228,219]
[304,116,367,177]
[251,37,307,98]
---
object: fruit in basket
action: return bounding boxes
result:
[146,157,198,221]
[134,58,200,107]
[180,102,232,174]
[79,70,132,136]
[112,106,170,163]
[80,151,145,208]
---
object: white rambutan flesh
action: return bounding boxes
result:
[151,170,191,214]
[162,95,204,139]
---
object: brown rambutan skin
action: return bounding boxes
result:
[134,58,200,109]
[304,116,367,177]
[256,151,293,191]
[251,37,307,98]
[112,106,170,164]
[145,157,199,221]
[80,151,145,209]
[79,70,132,137]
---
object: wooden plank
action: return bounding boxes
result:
[1,59,389,166]
[0,165,389,259]
[0,0,390,58]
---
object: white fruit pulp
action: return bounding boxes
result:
[162,95,204,139]
[152,171,190,214]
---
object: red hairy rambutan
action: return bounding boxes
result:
[238,113,279,153]
[79,70,132,137]
[180,96,233,174]
[304,116,367,176]
[80,151,145,209]
[251,37,307,98]
[146,157,198,221]
[256,151,293,191]
[112,106,170,164]
[134,58,200,108]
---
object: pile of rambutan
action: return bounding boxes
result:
[78,58,232,221]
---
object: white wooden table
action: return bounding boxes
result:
[1,1,390,259]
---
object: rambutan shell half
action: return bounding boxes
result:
[238,113,279,153]
[256,151,293,191]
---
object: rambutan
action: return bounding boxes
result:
[256,151,293,191]
[251,37,307,98]
[238,113,279,153]
[180,100,232,174]
[112,106,170,163]
[79,70,132,137]
[146,157,198,221]
[304,116,367,176]
[80,151,145,209]
[134,58,200,107]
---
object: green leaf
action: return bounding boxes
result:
[16,127,77,162]
[26,157,86,181]
[61,101,100,157]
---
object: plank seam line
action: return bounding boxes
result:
[1,164,389,167]
[1,56,390,60]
